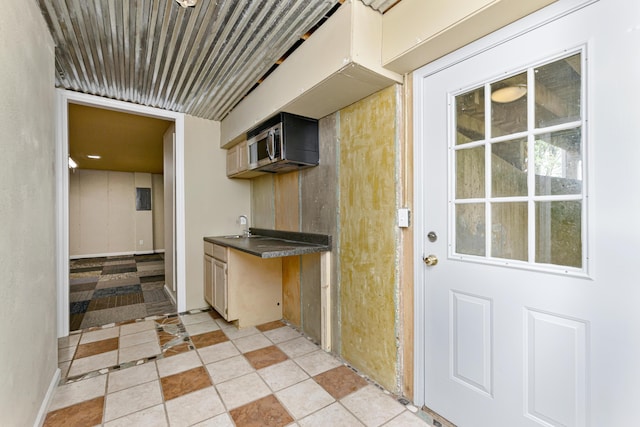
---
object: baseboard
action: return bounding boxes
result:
[34,367,61,427]
[70,251,135,259]
[70,250,164,259]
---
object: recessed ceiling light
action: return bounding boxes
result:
[491,85,527,103]
[175,0,197,7]
[68,157,78,168]
[87,154,101,159]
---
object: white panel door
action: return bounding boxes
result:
[414,0,640,425]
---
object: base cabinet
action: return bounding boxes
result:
[204,241,283,328]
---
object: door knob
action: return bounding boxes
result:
[423,254,438,266]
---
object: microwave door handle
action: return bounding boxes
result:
[267,129,275,160]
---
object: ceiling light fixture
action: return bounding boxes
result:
[68,157,78,169]
[491,84,527,103]
[175,0,197,8]
[87,154,101,159]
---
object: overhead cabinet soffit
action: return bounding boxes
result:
[220,0,403,148]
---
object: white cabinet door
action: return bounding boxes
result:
[213,258,228,319]
[203,255,214,306]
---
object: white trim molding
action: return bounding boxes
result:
[55,90,187,337]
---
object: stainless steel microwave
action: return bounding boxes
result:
[247,112,319,173]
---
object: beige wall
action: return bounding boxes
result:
[134,173,154,253]
[152,173,165,251]
[0,1,57,425]
[183,115,251,310]
[69,169,161,257]
[382,0,556,72]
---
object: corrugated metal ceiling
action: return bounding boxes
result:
[360,0,399,13]
[37,0,342,121]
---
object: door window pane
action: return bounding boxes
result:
[492,202,528,261]
[491,72,527,137]
[452,52,585,272]
[492,137,528,197]
[456,87,485,145]
[535,53,581,128]
[456,147,485,199]
[535,128,582,196]
[456,203,486,256]
[535,201,582,268]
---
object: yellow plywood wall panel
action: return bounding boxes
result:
[275,171,300,231]
[339,85,399,391]
[282,256,301,326]
[275,172,302,327]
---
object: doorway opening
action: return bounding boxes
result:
[56,90,186,337]
[67,104,176,330]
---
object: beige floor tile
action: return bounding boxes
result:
[79,327,120,345]
[216,372,271,410]
[263,326,302,344]
[215,318,236,329]
[156,349,202,377]
[49,374,107,411]
[104,380,163,421]
[107,361,158,393]
[180,312,217,325]
[184,321,220,336]
[340,385,405,427]
[258,359,309,391]
[206,355,254,384]
[276,378,335,419]
[298,402,364,427]
[190,413,235,426]
[198,341,240,365]
[58,346,77,363]
[383,411,431,427]
[118,340,161,364]
[68,350,118,377]
[103,404,168,427]
[232,334,272,353]
[165,386,226,427]
[222,326,259,340]
[58,361,72,379]
[58,334,81,349]
[120,319,157,336]
[119,329,158,348]
[277,337,319,358]
[294,350,342,376]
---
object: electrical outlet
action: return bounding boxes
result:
[139,240,143,245]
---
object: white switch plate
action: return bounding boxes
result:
[398,208,410,228]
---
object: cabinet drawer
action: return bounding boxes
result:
[204,241,215,257]
[213,244,227,261]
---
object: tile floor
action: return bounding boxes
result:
[48,309,432,427]
[69,254,175,331]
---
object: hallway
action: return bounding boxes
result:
[47,310,430,426]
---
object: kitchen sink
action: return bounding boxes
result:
[222,234,260,239]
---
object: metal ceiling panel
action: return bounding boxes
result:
[360,0,399,13]
[37,0,338,121]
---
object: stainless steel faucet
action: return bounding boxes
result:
[239,215,250,237]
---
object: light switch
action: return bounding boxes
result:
[398,208,410,228]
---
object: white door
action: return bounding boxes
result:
[414,0,640,425]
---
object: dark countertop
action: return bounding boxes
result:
[204,228,331,259]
